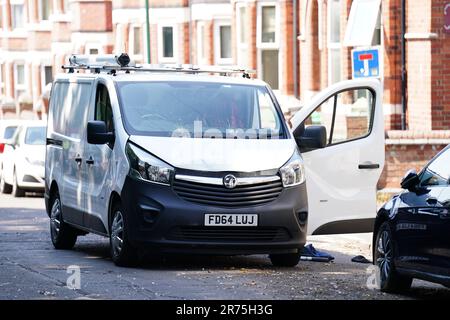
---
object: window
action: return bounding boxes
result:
[49,82,69,134]
[162,26,174,59]
[0,4,3,29]
[420,149,450,186]
[39,0,52,21]
[258,3,279,90]
[62,0,70,13]
[3,127,18,139]
[64,83,91,139]
[14,64,26,99]
[344,0,381,47]
[43,66,53,87]
[261,6,276,43]
[215,22,232,65]
[89,48,99,55]
[25,127,46,145]
[328,0,341,84]
[117,82,286,139]
[95,84,114,134]
[302,88,374,146]
[132,26,142,56]
[11,4,24,29]
[197,22,206,65]
[0,64,4,96]
[236,5,248,67]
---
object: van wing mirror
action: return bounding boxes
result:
[400,169,420,191]
[295,125,327,152]
[87,121,115,145]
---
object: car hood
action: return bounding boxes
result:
[129,136,297,172]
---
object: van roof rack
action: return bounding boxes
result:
[62,53,256,79]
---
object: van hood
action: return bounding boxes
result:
[129,136,297,172]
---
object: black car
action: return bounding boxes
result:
[373,145,450,292]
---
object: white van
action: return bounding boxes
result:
[45,55,384,267]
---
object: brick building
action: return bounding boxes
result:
[0,0,113,119]
[0,0,449,189]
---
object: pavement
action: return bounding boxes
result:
[0,193,449,300]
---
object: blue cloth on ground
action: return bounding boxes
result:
[301,244,335,261]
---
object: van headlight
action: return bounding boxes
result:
[126,142,174,185]
[279,149,305,187]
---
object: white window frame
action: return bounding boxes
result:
[236,2,248,67]
[129,23,144,60]
[38,0,52,21]
[158,23,178,64]
[10,0,25,30]
[196,21,207,65]
[327,0,342,85]
[14,63,27,99]
[214,20,232,65]
[115,23,124,54]
[256,2,281,91]
[256,2,280,49]
[85,43,103,55]
[0,63,5,97]
[41,64,53,92]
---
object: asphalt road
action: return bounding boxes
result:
[0,193,449,300]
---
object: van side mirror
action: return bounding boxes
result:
[401,169,420,191]
[295,125,327,152]
[87,121,115,145]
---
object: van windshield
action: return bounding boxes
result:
[116,81,286,139]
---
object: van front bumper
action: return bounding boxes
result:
[121,175,308,255]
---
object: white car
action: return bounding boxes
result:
[0,120,23,191]
[2,121,47,197]
[45,54,384,267]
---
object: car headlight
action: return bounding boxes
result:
[279,149,305,187]
[126,142,174,185]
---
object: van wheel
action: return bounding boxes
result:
[0,174,12,194]
[50,194,77,249]
[110,203,138,267]
[12,169,25,197]
[375,222,412,293]
[269,251,302,267]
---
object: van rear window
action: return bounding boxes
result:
[116,81,286,139]
[3,126,17,139]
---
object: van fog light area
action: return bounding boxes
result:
[297,211,308,225]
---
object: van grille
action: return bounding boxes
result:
[167,226,291,242]
[172,178,283,208]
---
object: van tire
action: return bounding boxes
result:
[0,174,12,194]
[110,202,138,267]
[269,250,302,267]
[12,169,25,197]
[50,193,78,249]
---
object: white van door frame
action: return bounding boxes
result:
[291,79,385,235]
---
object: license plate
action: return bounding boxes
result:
[204,214,258,226]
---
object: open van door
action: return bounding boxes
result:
[290,79,384,235]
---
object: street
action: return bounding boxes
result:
[0,193,449,300]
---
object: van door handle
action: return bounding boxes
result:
[74,157,82,165]
[86,157,94,165]
[358,163,380,169]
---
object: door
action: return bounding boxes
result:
[407,146,450,275]
[61,80,92,226]
[83,82,115,235]
[291,79,384,235]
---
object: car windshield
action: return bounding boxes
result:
[3,126,17,139]
[24,127,46,145]
[116,81,286,139]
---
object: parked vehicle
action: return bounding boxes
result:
[2,121,47,197]
[373,145,450,292]
[45,54,384,267]
[0,120,22,193]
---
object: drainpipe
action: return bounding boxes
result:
[400,0,407,130]
[293,0,299,99]
[145,0,151,63]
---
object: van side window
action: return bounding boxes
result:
[95,84,114,133]
[65,83,91,139]
[50,82,70,134]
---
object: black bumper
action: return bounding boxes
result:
[121,176,308,255]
